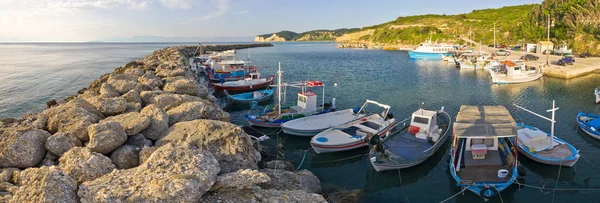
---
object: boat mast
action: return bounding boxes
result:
[277,62,282,115]
[494,22,496,49]
[513,100,559,149]
[546,13,550,65]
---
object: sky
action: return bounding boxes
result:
[0,0,543,42]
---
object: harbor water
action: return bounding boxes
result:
[2,42,600,202]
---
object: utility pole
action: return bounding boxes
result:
[494,22,496,48]
[546,13,550,65]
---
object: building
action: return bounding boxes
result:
[536,41,554,54]
[525,43,536,53]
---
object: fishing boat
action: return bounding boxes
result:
[368,106,451,172]
[488,60,543,84]
[449,105,519,200]
[282,106,367,137]
[207,59,257,82]
[226,89,274,105]
[408,35,457,60]
[212,73,275,93]
[595,87,600,104]
[310,100,398,154]
[245,63,334,128]
[459,54,499,69]
[577,112,600,140]
[509,101,579,167]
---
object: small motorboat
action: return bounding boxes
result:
[369,106,451,172]
[449,105,518,200]
[595,87,600,104]
[310,100,398,154]
[509,101,579,167]
[226,89,274,105]
[488,61,543,84]
[281,105,364,137]
[577,111,600,140]
[212,73,275,94]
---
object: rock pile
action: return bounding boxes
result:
[0,44,325,203]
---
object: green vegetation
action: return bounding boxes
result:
[257,28,359,41]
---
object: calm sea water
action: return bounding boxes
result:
[2,42,600,202]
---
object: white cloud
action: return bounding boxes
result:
[158,0,196,9]
[196,0,230,20]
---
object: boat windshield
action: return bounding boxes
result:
[413,117,429,125]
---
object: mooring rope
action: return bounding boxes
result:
[579,153,599,168]
[439,184,473,203]
[393,160,410,203]
[514,179,600,191]
[296,147,313,170]
[552,160,562,203]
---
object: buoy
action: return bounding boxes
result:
[334,83,338,88]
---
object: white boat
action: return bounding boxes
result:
[489,61,543,84]
[310,100,398,154]
[554,43,572,55]
[408,35,457,59]
[459,54,499,69]
[282,102,364,136]
[369,107,451,172]
[595,87,600,104]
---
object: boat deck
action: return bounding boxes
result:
[385,132,433,161]
[458,165,512,183]
[536,144,573,159]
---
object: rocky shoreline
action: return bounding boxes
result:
[0,43,328,203]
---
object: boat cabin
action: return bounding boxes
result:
[408,109,438,141]
[294,91,317,113]
[215,59,245,71]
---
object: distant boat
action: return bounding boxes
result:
[488,61,543,84]
[408,35,456,60]
[310,100,398,154]
[577,112,600,140]
[369,106,451,172]
[212,73,275,93]
[226,89,274,105]
[449,105,519,200]
[459,54,499,69]
[206,59,256,82]
[595,87,600,104]
[282,105,364,137]
[509,101,579,167]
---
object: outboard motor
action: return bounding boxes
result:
[368,135,384,153]
[386,113,394,120]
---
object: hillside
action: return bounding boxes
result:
[336,4,539,47]
[254,28,359,42]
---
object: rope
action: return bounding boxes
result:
[514,179,600,191]
[439,184,473,203]
[580,153,599,168]
[392,160,410,203]
[552,160,562,203]
[296,148,312,170]
[495,185,504,203]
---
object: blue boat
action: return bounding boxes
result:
[226,89,274,105]
[408,51,451,60]
[577,111,600,140]
[449,105,519,200]
[408,38,456,60]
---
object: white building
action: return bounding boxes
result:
[536,41,554,54]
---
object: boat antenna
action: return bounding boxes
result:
[277,62,282,115]
[513,100,559,150]
[421,102,424,114]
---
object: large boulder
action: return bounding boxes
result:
[9,166,78,203]
[85,96,128,117]
[155,66,190,78]
[44,98,104,141]
[259,160,296,171]
[163,77,208,98]
[210,169,270,192]
[121,89,142,113]
[156,119,260,173]
[123,68,144,76]
[45,132,82,156]
[106,73,142,94]
[199,189,327,203]
[138,71,163,89]
[138,146,158,165]
[99,83,120,98]
[140,91,203,111]
[0,129,50,168]
[58,147,115,183]
[259,169,322,194]
[166,101,230,125]
[139,104,169,140]
[110,145,141,169]
[101,112,151,136]
[86,121,127,154]
[78,143,220,203]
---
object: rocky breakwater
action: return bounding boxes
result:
[0,44,326,203]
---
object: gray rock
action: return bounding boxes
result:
[99,83,120,98]
[78,143,220,203]
[199,189,327,203]
[139,104,169,140]
[157,119,260,173]
[101,112,151,136]
[259,160,296,171]
[37,159,57,167]
[155,66,189,78]
[123,68,144,76]
[141,92,204,111]
[85,96,128,117]
[44,98,104,142]
[31,113,48,130]
[138,71,163,88]
[86,121,127,154]
[259,169,322,194]
[58,147,115,183]
[121,89,142,113]
[10,166,78,203]
[45,132,82,156]
[0,168,20,184]
[106,73,143,94]
[110,145,141,169]
[0,129,50,168]
[138,146,158,165]
[44,151,59,161]
[210,169,270,192]
[163,78,208,98]
[166,101,230,125]
[126,134,153,147]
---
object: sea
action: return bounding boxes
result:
[2,42,600,202]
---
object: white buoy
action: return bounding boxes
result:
[334,83,337,88]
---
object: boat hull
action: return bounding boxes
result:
[281,109,358,137]
[213,76,275,93]
[311,120,398,154]
[514,144,578,167]
[371,157,428,172]
[408,51,450,60]
[245,115,284,128]
[228,90,274,105]
[577,112,600,140]
[510,124,579,167]
[489,70,543,84]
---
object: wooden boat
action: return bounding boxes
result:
[595,87,600,104]
[310,100,398,154]
[206,59,257,82]
[212,73,275,93]
[369,107,451,172]
[281,105,365,137]
[577,112,600,140]
[509,101,579,167]
[449,105,518,200]
[245,63,334,128]
[488,61,543,84]
[226,89,274,105]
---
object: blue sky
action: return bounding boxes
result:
[0,0,542,42]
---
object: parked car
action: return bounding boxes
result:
[542,49,554,55]
[496,45,506,48]
[558,56,574,65]
[520,54,539,61]
[511,46,521,51]
[495,49,511,56]
[565,55,576,62]
[580,52,592,58]
[488,44,494,47]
